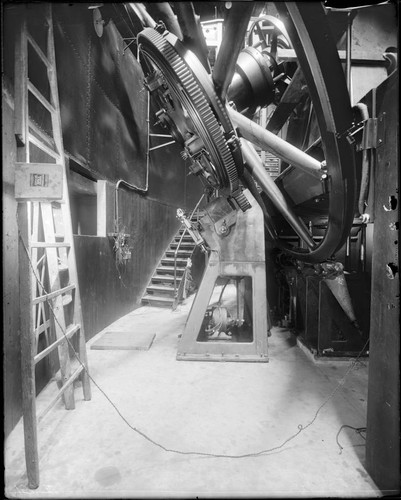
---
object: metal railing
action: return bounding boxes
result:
[173,193,205,299]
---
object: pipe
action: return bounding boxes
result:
[354,103,370,216]
[354,102,369,122]
[212,2,254,101]
[229,107,324,180]
[346,11,353,104]
[240,138,316,249]
[148,140,176,151]
[128,3,156,29]
[115,90,150,226]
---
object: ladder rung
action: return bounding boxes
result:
[28,81,56,114]
[33,319,51,337]
[29,118,55,150]
[33,284,75,305]
[29,133,61,161]
[30,242,71,248]
[27,33,52,70]
[37,364,84,423]
[34,323,80,365]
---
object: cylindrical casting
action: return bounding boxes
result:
[241,139,316,249]
[229,107,324,180]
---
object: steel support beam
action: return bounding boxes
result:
[212,3,254,101]
[230,107,324,180]
[241,139,315,249]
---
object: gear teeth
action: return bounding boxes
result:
[139,28,241,195]
[233,191,252,212]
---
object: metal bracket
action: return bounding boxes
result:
[122,37,136,54]
[361,118,378,150]
[214,210,237,236]
[376,112,386,149]
[358,113,385,151]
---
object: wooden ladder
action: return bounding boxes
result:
[14,5,91,489]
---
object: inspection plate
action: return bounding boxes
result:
[90,331,156,351]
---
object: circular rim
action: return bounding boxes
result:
[137,3,357,263]
[138,27,250,209]
[267,2,357,262]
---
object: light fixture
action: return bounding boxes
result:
[93,7,105,37]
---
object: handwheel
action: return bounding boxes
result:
[134,2,357,263]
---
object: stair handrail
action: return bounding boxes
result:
[172,262,190,311]
[174,193,205,296]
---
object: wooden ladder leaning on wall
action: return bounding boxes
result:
[14,4,91,489]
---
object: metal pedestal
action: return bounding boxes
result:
[177,190,270,362]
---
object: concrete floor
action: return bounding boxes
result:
[5,290,380,498]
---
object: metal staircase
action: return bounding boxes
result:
[142,200,205,308]
[142,225,197,308]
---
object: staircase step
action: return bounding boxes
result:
[141,214,201,307]
[174,234,194,242]
[156,266,185,275]
[178,225,200,234]
[152,274,180,284]
[170,241,196,249]
[146,284,175,296]
[142,294,175,307]
[165,249,193,258]
[161,257,187,267]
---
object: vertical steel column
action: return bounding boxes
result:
[346,11,353,104]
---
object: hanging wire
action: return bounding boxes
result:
[336,425,367,454]
[19,228,370,459]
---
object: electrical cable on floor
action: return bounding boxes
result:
[19,229,370,459]
[336,425,367,455]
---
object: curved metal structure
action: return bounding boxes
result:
[136,2,357,263]
[273,3,356,262]
[138,26,250,211]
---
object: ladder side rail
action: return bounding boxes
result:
[31,203,42,355]
[45,7,91,399]
[41,202,75,409]
[46,6,64,159]
[15,15,40,489]
[18,203,40,490]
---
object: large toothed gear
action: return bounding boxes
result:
[137,26,251,212]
